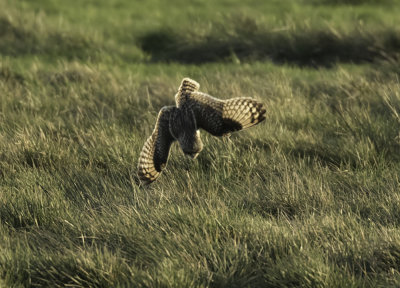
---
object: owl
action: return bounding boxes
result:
[137,78,266,183]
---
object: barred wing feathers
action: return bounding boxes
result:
[175,78,200,107]
[137,106,177,183]
[188,92,266,136]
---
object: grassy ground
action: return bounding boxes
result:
[1,0,400,287]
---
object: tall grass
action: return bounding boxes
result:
[1,60,400,286]
[1,0,400,287]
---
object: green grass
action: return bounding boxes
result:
[1,0,400,287]
[138,16,400,65]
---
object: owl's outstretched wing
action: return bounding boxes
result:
[187,92,266,136]
[175,78,200,107]
[138,106,177,184]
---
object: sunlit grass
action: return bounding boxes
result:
[1,0,400,287]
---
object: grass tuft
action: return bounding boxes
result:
[0,16,99,60]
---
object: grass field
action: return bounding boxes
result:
[1,0,400,287]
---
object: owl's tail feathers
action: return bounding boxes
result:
[223,98,266,130]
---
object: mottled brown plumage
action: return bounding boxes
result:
[137,106,177,183]
[138,78,266,183]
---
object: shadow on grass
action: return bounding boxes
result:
[138,24,400,66]
[0,65,25,84]
[312,0,394,5]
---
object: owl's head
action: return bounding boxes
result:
[180,130,203,159]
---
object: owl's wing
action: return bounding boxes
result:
[138,106,177,184]
[175,78,200,107]
[178,78,200,94]
[188,92,266,136]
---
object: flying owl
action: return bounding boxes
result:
[137,78,266,183]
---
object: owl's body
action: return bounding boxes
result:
[138,78,266,183]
